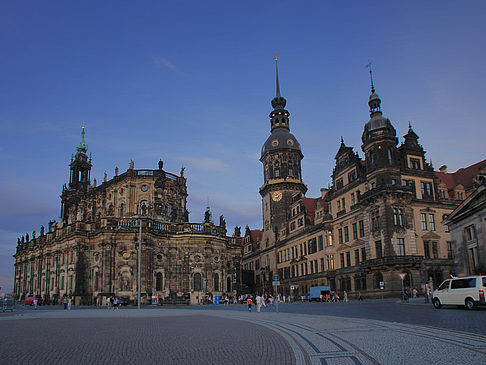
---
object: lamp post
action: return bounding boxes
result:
[138,217,142,310]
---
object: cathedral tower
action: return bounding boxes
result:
[61,126,92,222]
[259,56,307,237]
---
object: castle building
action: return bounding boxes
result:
[242,62,483,298]
[13,128,242,305]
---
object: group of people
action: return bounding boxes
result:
[107,296,120,310]
[62,296,73,310]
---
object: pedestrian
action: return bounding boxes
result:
[412,288,417,298]
[320,294,323,302]
[63,296,68,310]
[256,294,262,312]
[343,291,348,302]
[247,296,253,312]
[358,292,363,301]
[109,296,115,310]
[67,297,72,310]
[34,297,38,309]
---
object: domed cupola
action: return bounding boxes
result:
[362,65,397,144]
[261,55,302,160]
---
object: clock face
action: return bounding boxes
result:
[272,191,282,202]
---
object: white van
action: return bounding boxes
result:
[432,275,486,310]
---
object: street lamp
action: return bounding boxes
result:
[137,203,151,310]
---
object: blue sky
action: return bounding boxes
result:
[1,1,485,292]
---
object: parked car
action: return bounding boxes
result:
[115,298,128,307]
[432,275,486,310]
[21,296,44,306]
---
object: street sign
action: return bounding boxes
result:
[399,273,407,281]
[290,285,295,290]
[379,281,384,290]
[272,274,280,281]
[272,281,280,286]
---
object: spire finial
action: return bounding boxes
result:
[76,124,88,154]
[408,120,412,129]
[340,136,344,145]
[365,61,375,93]
[275,53,281,97]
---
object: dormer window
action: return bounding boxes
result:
[336,178,344,189]
[410,158,421,169]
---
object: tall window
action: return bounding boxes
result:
[318,235,323,250]
[346,251,351,267]
[344,226,349,242]
[213,274,219,291]
[375,240,383,258]
[338,229,343,244]
[359,220,365,237]
[227,277,231,292]
[424,241,430,259]
[432,242,439,259]
[393,208,404,226]
[372,211,381,231]
[156,272,163,291]
[288,160,293,177]
[327,255,335,270]
[351,192,356,205]
[274,161,280,178]
[361,247,367,261]
[421,182,433,197]
[429,214,435,231]
[194,273,202,291]
[465,225,476,241]
[370,151,375,169]
[420,213,427,230]
[447,241,453,259]
[354,249,360,265]
[397,238,405,256]
[340,253,345,268]
[352,223,358,239]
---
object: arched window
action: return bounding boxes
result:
[274,161,280,178]
[214,273,219,292]
[194,273,202,291]
[227,276,231,292]
[167,203,173,218]
[374,272,383,289]
[119,203,125,217]
[288,160,293,177]
[156,272,162,291]
[140,200,149,215]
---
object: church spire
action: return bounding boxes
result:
[76,125,88,155]
[275,53,281,98]
[271,54,287,111]
[365,63,382,118]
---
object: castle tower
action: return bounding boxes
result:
[259,56,307,237]
[361,66,400,187]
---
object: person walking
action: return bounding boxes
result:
[63,296,68,310]
[343,291,348,302]
[247,296,253,312]
[34,297,38,309]
[67,297,72,310]
[358,292,363,301]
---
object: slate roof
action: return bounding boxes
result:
[436,159,486,192]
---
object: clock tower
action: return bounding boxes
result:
[260,56,307,238]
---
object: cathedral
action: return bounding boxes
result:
[242,61,485,298]
[13,128,242,305]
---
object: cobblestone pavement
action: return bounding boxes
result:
[1,305,486,365]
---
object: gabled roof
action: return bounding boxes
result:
[436,159,486,192]
[444,184,486,225]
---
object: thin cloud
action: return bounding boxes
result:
[153,55,177,71]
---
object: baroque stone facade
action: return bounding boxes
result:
[13,128,242,305]
[242,63,482,298]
